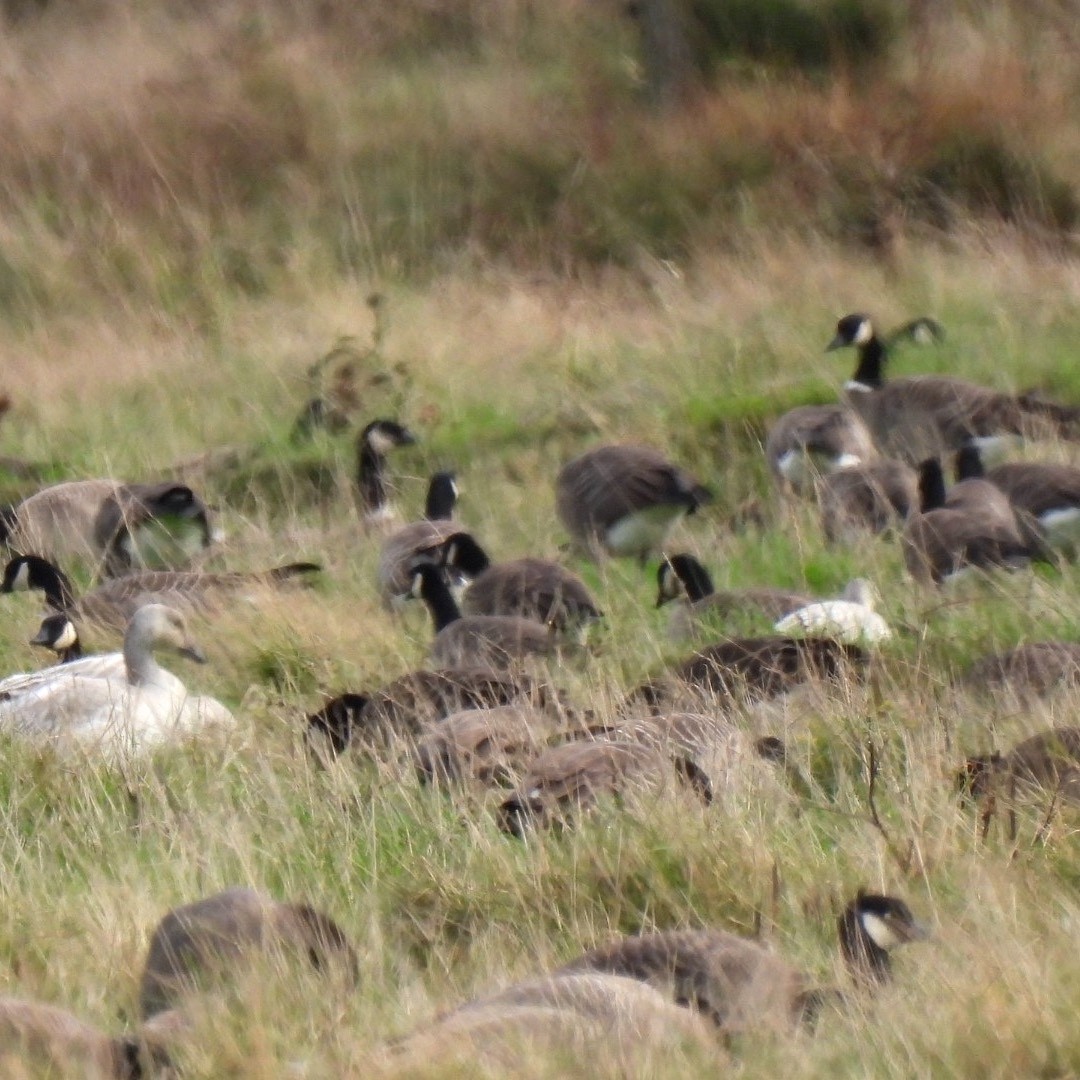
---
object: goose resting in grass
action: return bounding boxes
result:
[819,458,918,542]
[0,604,233,758]
[962,641,1080,699]
[765,405,877,493]
[1,553,321,637]
[773,579,891,644]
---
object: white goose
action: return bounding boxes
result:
[772,579,892,644]
[0,604,233,757]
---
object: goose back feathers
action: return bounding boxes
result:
[765,405,877,491]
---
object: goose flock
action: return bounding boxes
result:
[4,310,1080,1073]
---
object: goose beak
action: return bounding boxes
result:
[180,643,207,664]
[825,334,846,352]
[29,627,51,647]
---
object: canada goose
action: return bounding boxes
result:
[355,418,418,527]
[306,666,558,758]
[377,471,465,605]
[557,890,927,1033]
[138,887,358,1019]
[901,458,1034,584]
[960,726,1080,804]
[0,479,215,575]
[497,738,713,835]
[954,443,1080,553]
[410,561,559,669]
[555,444,712,561]
[774,579,891,644]
[829,313,1080,461]
[413,704,558,787]
[31,611,83,662]
[655,554,812,640]
[765,405,877,492]
[0,553,321,637]
[627,635,869,713]
[819,458,918,542]
[962,641,1080,698]
[0,604,233,758]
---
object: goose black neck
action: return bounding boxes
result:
[443,533,491,577]
[416,565,463,633]
[357,446,387,513]
[850,336,887,389]
[3,555,77,610]
[674,555,714,602]
[839,905,892,985]
[425,474,458,521]
[955,444,985,482]
[57,639,84,663]
[917,459,948,512]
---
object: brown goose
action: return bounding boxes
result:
[354,418,418,530]
[138,887,358,1019]
[1,553,321,637]
[961,726,1080,804]
[819,458,918,542]
[656,554,813,639]
[901,458,1033,584]
[829,313,1080,462]
[497,738,713,835]
[963,641,1080,698]
[555,444,712,562]
[765,405,877,493]
[410,561,559,669]
[557,891,927,1034]
[305,666,557,758]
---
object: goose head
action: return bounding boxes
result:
[425,471,459,520]
[360,418,417,457]
[306,693,370,757]
[30,612,81,661]
[439,532,492,581]
[826,314,875,352]
[839,891,929,984]
[656,554,714,607]
[127,604,206,664]
[0,554,76,609]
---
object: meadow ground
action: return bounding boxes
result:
[1,2,1080,1076]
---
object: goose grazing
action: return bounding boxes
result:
[962,641,1080,699]
[765,405,877,492]
[656,554,813,639]
[819,458,918,542]
[557,890,928,1034]
[901,457,1034,584]
[497,737,713,835]
[0,479,214,575]
[355,418,418,529]
[829,313,1080,462]
[0,604,233,758]
[774,579,891,644]
[410,561,559,669]
[555,444,712,562]
[377,471,468,605]
[1,553,321,637]
[138,887,358,1019]
[960,726,1080,805]
[954,442,1080,554]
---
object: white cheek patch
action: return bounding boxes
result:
[844,380,873,394]
[861,911,901,950]
[853,318,873,345]
[835,453,863,469]
[367,429,397,455]
[11,561,30,591]
[53,622,78,651]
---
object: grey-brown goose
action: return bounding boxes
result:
[901,458,1033,584]
[305,667,559,758]
[819,458,918,542]
[555,444,712,562]
[410,561,559,669]
[829,313,1080,462]
[558,891,927,1034]
[961,726,1080,804]
[377,471,464,605]
[0,478,214,575]
[962,641,1080,698]
[765,405,877,492]
[355,418,418,529]
[1,553,320,639]
[138,887,358,1019]
[497,738,713,835]
[656,554,813,639]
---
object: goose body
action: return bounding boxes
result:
[963,642,1080,698]
[765,405,877,492]
[556,444,712,561]
[962,726,1080,804]
[819,458,918,542]
[773,579,891,644]
[558,892,927,1033]
[0,605,232,757]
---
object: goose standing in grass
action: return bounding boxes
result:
[828,313,1080,462]
[410,561,559,669]
[355,418,418,529]
[656,553,813,639]
[774,579,891,644]
[819,457,918,542]
[377,471,468,605]
[557,891,928,1034]
[555,444,712,562]
[0,553,321,637]
[765,405,877,493]
[0,478,215,574]
[901,457,1033,584]
[0,604,232,758]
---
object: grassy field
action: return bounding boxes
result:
[1,1,1080,1076]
